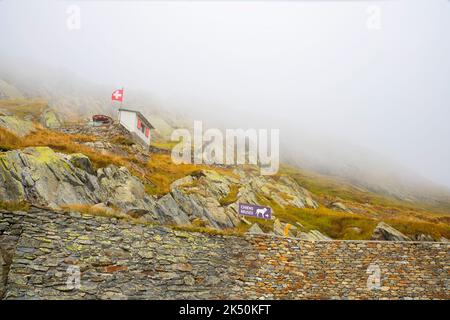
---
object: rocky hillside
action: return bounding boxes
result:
[0,98,449,242]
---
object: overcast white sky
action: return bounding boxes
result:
[1,0,450,188]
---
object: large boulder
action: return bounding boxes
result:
[237,173,318,210]
[157,168,321,230]
[329,201,352,213]
[0,116,35,137]
[371,222,412,241]
[97,165,157,213]
[247,223,264,235]
[40,108,61,129]
[0,147,101,205]
[155,170,242,229]
[67,153,95,174]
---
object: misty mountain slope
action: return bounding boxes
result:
[0,62,449,214]
[282,136,450,212]
[0,79,24,99]
[0,99,449,241]
[2,62,449,213]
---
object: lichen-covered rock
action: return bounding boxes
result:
[67,153,95,174]
[0,147,101,205]
[163,171,241,229]
[371,222,412,241]
[0,148,159,218]
[330,201,352,213]
[0,116,35,137]
[0,146,320,232]
[247,223,264,234]
[414,234,435,242]
[162,168,319,230]
[297,230,332,241]
[237,174,318,210]
[40,108,61,129]
[97,165,153,211]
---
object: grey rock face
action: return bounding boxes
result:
[0,116,35,137]
[0,147,101,205]
[371,222,412,241]
[40,108,61,129]
[97,165,156,212]
[0,147,161,218]
[330,202,352,212]
[67,153,95,175]
[247,223,264,235]
[413,234,435,242]
[297,230,332,241]
[0,146,332,232]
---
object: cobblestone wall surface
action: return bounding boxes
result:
[0,208,448,299]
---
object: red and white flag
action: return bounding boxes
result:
[111,89,124,102]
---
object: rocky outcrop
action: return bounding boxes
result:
[0,146,323,231]
[0,147,242,228]
[0,116,35,137]
[0,147,101,205]
[297,230,332,241]
[158,169,320,230]
[97,165,154,212]
[247,223,264,234]
[371,222,412,241]
[40,108,61,129]
[161,171,241,229]
[329,201,352,213]
[236,171,318,210]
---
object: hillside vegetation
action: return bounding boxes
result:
[0,98,449,240]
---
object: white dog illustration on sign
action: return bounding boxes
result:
[255,207,268,218]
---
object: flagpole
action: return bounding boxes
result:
[120,87,124,109]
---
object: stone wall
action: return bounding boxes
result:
[0,208,448,300]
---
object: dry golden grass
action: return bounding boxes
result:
[2,118,450,239]
[0,200,30,212]
[0,126,131,170]
[1,125,235,198]
[145,153,237,197]
[0,127,20,151]
[219,184,240,206]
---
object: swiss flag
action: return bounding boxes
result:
[111,89,124,102]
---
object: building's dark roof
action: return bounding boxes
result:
[118,108,154,129]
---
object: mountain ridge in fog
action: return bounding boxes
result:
[1,59,449,210]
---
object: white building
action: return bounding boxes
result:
[117,108,154,147]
